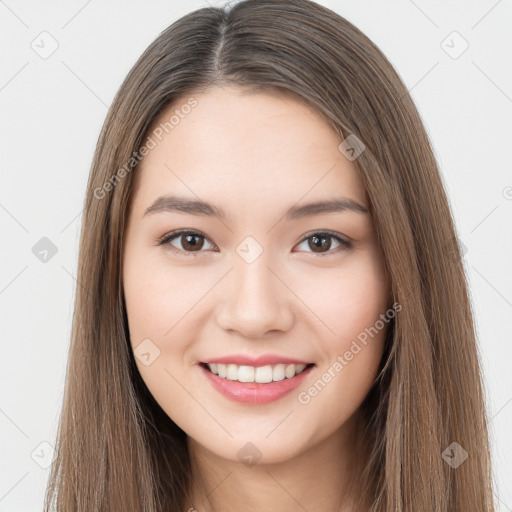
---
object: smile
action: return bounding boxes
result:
[199,360,316,404]
[204,362,312,383]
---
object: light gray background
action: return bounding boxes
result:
[1,0,511,510]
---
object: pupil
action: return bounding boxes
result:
[311,235,330,252]
[183,234,203,251]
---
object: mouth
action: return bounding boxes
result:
[199,361,315,404]
[200,362,315,384]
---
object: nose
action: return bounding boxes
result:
[215,254,295,339]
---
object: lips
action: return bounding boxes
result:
[198,354,316,404]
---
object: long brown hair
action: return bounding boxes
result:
[44,0,495,510]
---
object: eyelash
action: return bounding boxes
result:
[157,229,352,257]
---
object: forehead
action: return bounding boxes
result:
[131,86,367,218]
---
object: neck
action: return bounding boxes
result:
[183,411,370,512]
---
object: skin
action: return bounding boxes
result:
[122,85,390,512]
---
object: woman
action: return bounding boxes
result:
[44,0,495,510]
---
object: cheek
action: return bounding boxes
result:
[123,251,201,419]
[122,245,213,397]
[295,247,389,346]
[293,249,388,409]
[123,244,197,344]
[297,334,385,442]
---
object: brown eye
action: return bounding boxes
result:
[309,234,332,253]
[158,229,351,257]
[158,230,215,256]
[295,231,352,256]
[180,233,205,251]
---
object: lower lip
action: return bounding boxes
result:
[200,364,314,405]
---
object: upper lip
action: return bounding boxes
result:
[201,354,314,366]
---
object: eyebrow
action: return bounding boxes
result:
[143,195,369,220]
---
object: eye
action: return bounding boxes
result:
[158,229,351,257]
[294,230,352,257]
[158,230,216,257]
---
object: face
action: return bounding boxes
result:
[122,85,390,464]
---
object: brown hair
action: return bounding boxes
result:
[44,0,495,510]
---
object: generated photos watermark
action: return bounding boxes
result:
[94,97,198,200]
[297,302,402,405]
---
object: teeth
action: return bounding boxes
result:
[206,362,310,383]
[272,364,285,381]
[217,364,226,378]
[255,365,273,383]
[226,364,238,380]
[285,364,295,379]
[238,365,255,382]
